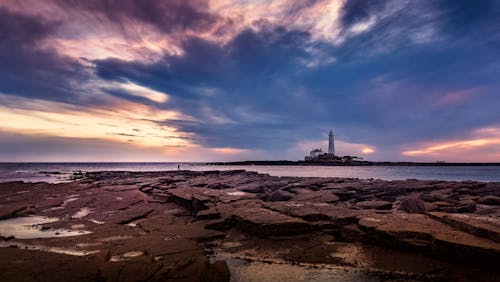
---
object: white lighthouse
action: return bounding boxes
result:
[328,130,335,155]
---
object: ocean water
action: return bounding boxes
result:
[0,163,499,183]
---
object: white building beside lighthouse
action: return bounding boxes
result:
[328,130,335,155]
[304,130,339,161]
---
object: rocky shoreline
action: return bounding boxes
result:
[0,170,499,281]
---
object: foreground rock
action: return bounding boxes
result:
[0,170,499,281]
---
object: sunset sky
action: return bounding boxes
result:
[1,0,499,162]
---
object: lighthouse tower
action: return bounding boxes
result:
[328,130,335,155]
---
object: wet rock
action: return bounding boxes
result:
[263,202,362,225]
[113,208,155,225]
[266,190,294,202]
[206,183,231,190]
[196,207,220,220]
[0,205,31,220]
[420,193,443,203]
[398,196,427,214]
[339,224,366,242]
[332,190,358,201]
[225,206,312,236]
[192,194,211,212]
[433,201,455,208]
[420,189,457,203]
[478,195,500,206]
[165,188,193,209]
[204,260,230,282]
[428,212,500,242]
[470,184,500,197]
[375,190,400,198]
[423,202,437,212]
[456,202,477,213]
[291,190,339,203]
[239,184,265,194]
[357,213,500,264]
[164,189,209,212]
[356,200,393,210]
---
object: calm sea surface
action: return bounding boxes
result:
[0,163,499,183]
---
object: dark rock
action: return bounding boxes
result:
[139,186,153,193]
[356,200,393,210]
[204,260,230,282]
[0,205,30,220]
[339,224,366,242]
[114,208,154,224]
[420,189,458,203]
[262,202,362,225]
[469,184,500,197]
[357,213,500,263]
[196,207,220,220]
[456,202,476,213]
[447,193,461,201]
[398,196,427,214]
[166,188,193,210]
[420,193,443,203]
[433,201,455,208]
[478,195,500,206]
[227,206,312,236]
[159,178,178,184]
[164,189,210,212]
[423,202,438,212]
[428,212,500,243]
[240,185,265,193]
[192,194,211,212]
[332,190,358,201]
[291,190,339,203]
[206,183,231,190]
[302,213,332,222]
[266,190,294,202]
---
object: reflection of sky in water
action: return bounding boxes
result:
[218,256,376,282]
[0,216,91,239]
[0,241,99,256]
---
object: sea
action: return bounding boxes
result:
[0,162,499,183]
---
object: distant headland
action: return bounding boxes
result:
[206,160,500,166]
[207,130,500,167]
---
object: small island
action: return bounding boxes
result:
[207,131,500,167]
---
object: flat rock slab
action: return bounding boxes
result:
[478,195,500,205]
[290,190,339,203]
[263,202,363,223]
[428,212,500,242]
[214,202,312,236]
[357,213,500,263]
[356,200,393,210]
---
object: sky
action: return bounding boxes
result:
[0,0,499,162]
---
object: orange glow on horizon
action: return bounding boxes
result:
[0,94,193,148]
[403,138,500,156]
[209,147,249,154]
[362,147,375,154]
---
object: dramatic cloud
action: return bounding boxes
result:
[0,7,89,102]
[1,0,499,161]
[54,0,216,34]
